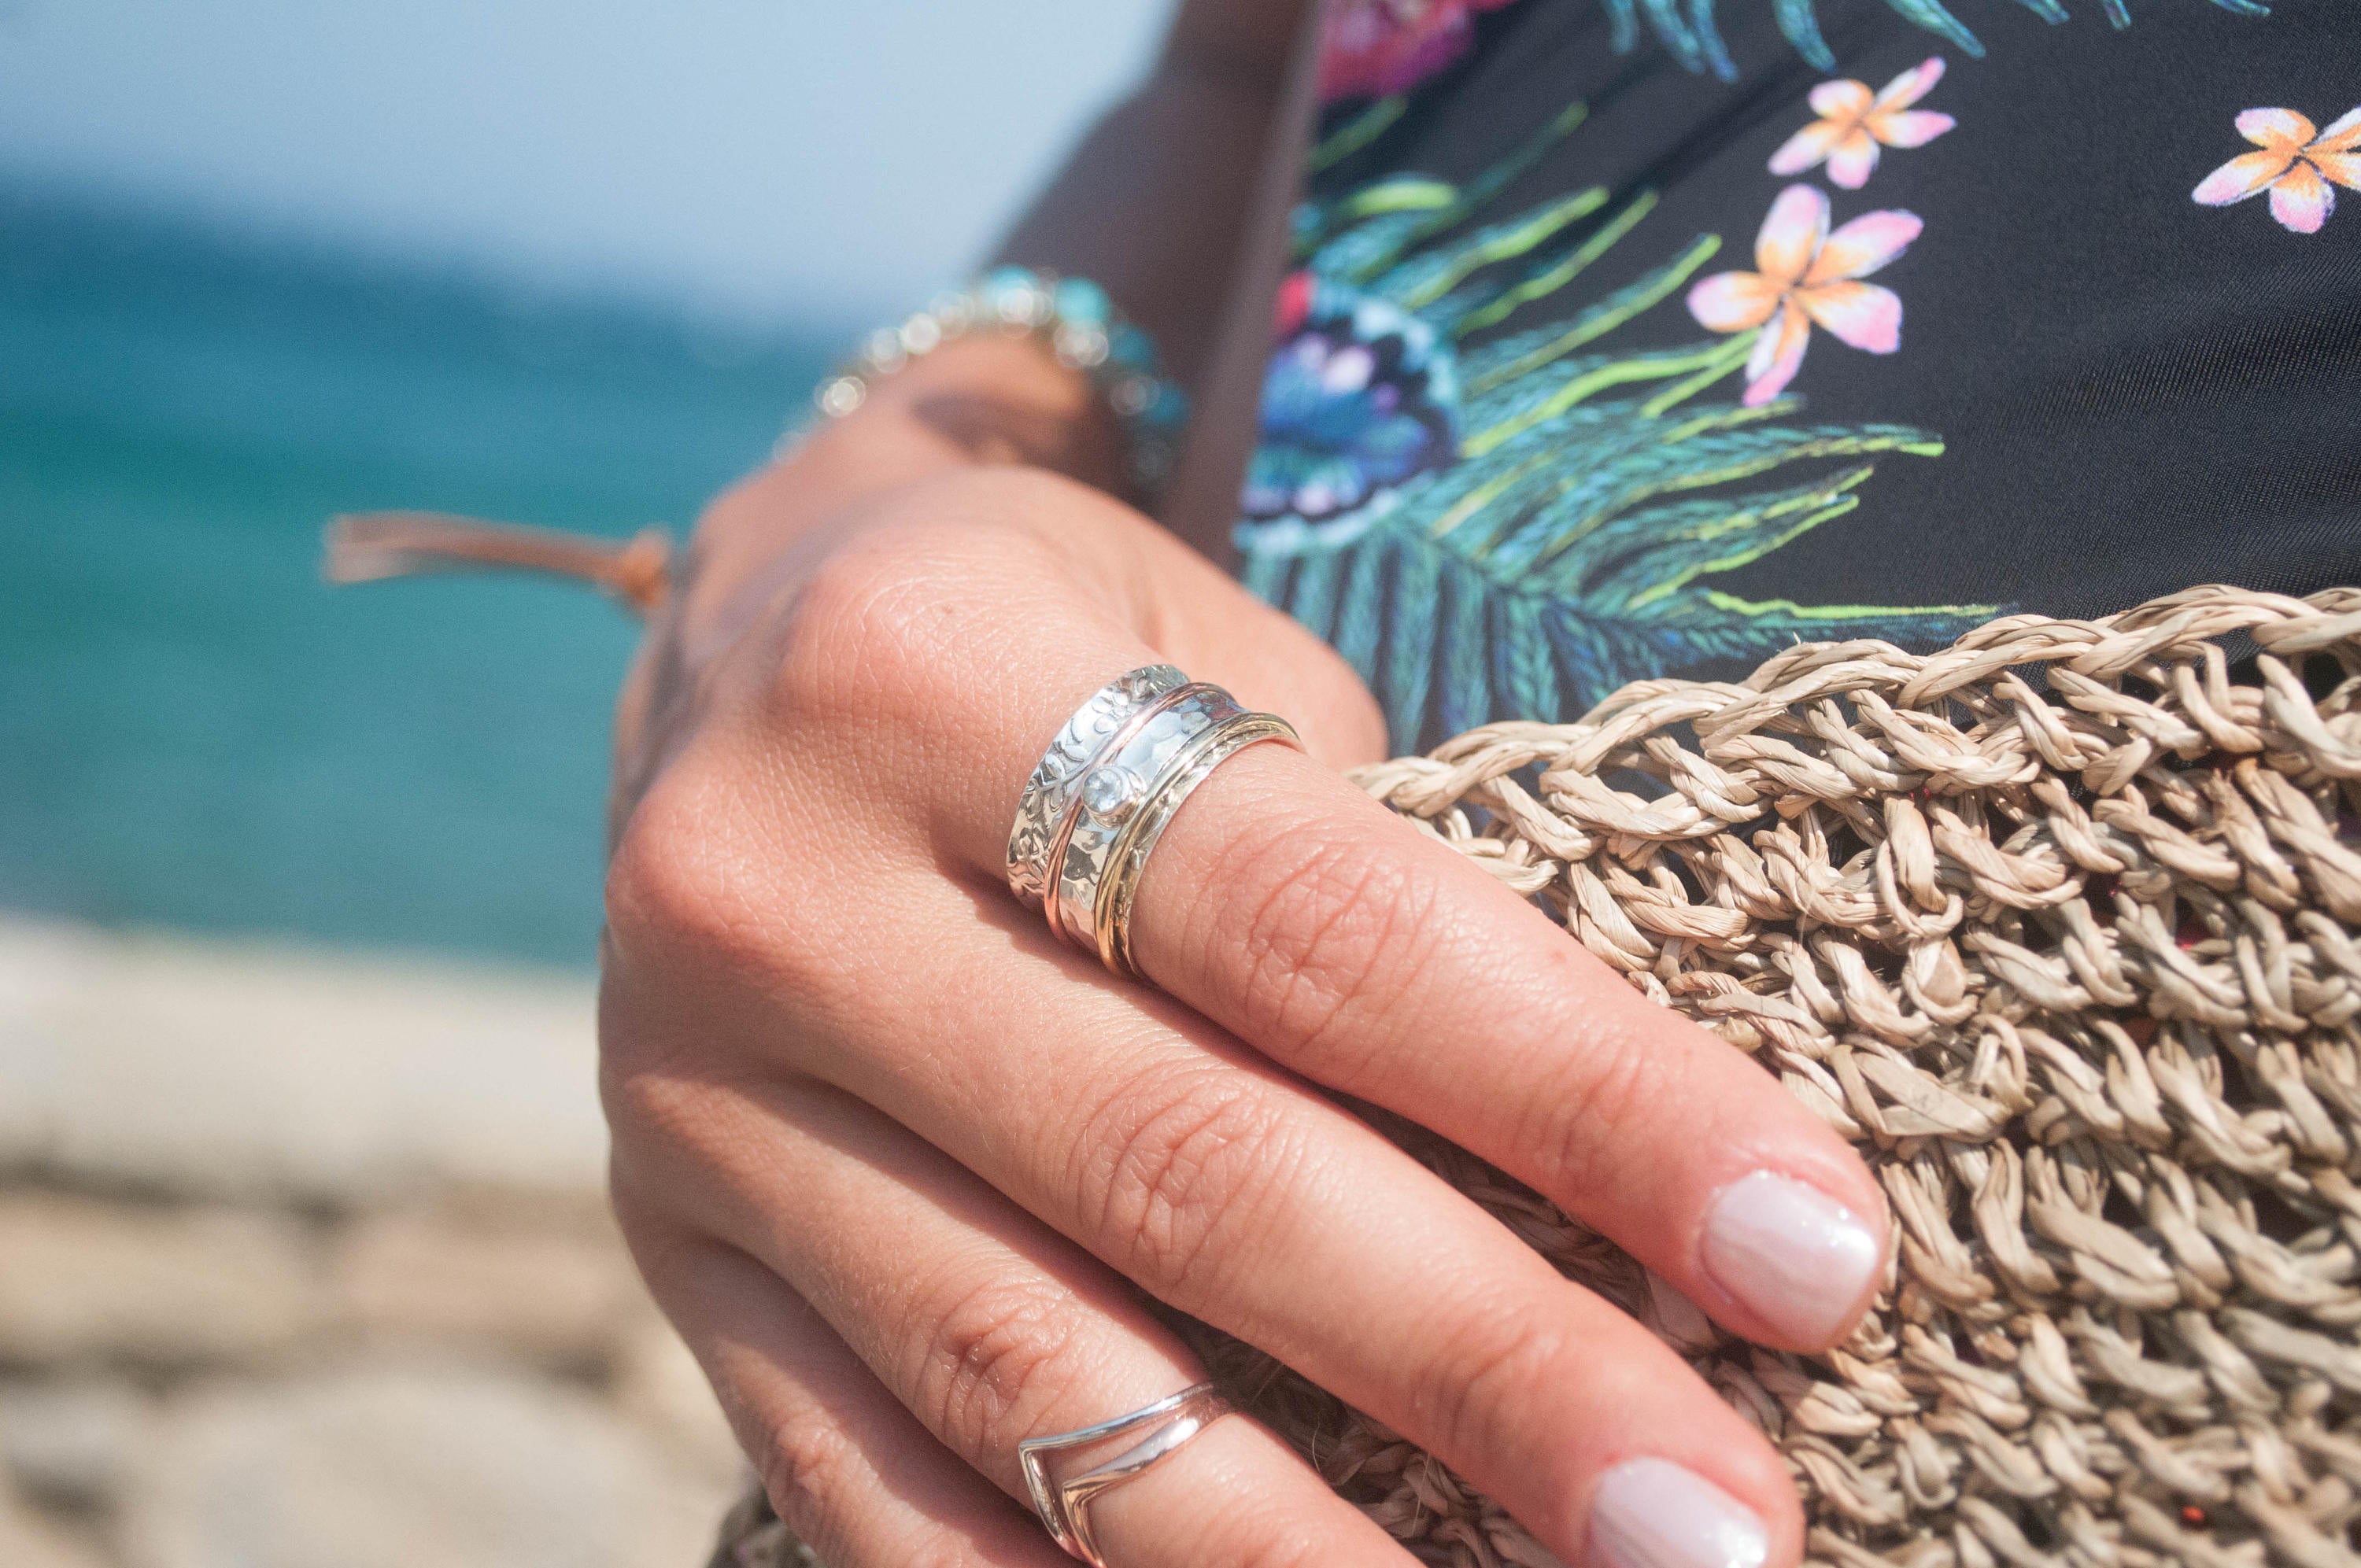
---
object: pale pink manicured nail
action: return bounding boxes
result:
[1589,1458,1768,1568]
[1701,1171,1882,1345]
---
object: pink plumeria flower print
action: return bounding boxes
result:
[2192,106,2361,234]
[1768,57,1955,190]
[1687,185,1923,407]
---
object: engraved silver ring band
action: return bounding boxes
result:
[1007,665,1187,909]
[1007,666,1300,980]
[1018,1382,1240,1566]
[1044,681,1232,952]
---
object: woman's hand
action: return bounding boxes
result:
[600,345,1891,1568]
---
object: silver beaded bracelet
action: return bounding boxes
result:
[800,267,1189,501]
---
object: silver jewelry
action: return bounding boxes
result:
[799,267,1188,501]
[1043,684,1240,954]
[1018,1383,1239,1566]
[1094,712,1301,980]
[1007,666,1187,910]
[1013,669,1300,979]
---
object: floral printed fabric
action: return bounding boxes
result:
[1244,271,1458,520]
[2193,105,2361,234]
[1687,186,1919,405]
[1251,0,2361,751]
[1768,58,1954,189]
[1317,0,1520,102]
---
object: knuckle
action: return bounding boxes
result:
[604,757,766,971]
[1214,825,1442,1077]
[759,1416,1005,1568]
[600,759,828,1094]
[774,526,963,719]
[601,1186,715,1319]
[908,1273,1092,1459]
[752,1415,870,1555]
[1410,1297,1573,1469]
[1519,1013,1669,1197]
[599,846,844,1163]
[769,482,1081,736]
[594,1027,713,1151]
[1081,1066,1302,1302]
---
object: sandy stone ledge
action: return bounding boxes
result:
[0,916,745,1568]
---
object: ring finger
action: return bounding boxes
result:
[623,1236,1066,1567]
[610,1064,1421,1568]
[711,863,1801,1568]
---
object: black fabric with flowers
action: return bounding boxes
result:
[1237,0,2361,751]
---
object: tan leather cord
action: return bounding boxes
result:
[711,582,2361,1568]
[322,511,672,615]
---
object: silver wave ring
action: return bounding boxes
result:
[1018,1383,1240,1566]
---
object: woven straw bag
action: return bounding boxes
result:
[713,583,2361,1568]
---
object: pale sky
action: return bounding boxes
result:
[0,0,1173,327]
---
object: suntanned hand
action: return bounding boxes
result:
[598,332,1892,1568]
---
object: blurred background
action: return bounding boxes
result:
[0,2,1168,1562]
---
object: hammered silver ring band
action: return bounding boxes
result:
[1007,666,1300,977]
[1007,664,1187,909]
[1018,1382,1240,1566]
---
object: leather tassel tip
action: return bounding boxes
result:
[322,511,672,616]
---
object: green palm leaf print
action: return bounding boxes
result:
[1251,99,1995,752]
[1651,0,2272,76]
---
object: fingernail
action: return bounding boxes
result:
[1589,1458,1768,1568]
[1701,1170,1882,1346]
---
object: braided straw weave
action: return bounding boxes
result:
[714,584,2361,1568]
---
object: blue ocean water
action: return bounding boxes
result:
[0,187,833,966]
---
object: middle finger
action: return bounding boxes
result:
[785,872,1800,1568]
[793,510,1886,1360]
[920,628,1889,1359]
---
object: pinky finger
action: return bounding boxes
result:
[642,1234,1070,1568]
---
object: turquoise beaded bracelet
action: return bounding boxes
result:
[804,267,1189,502]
